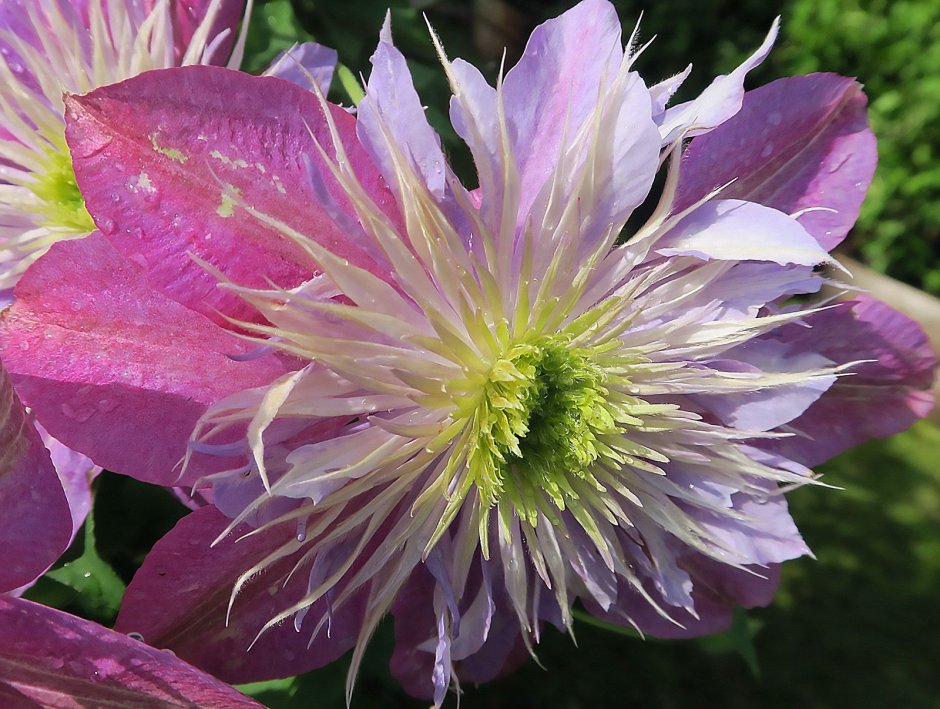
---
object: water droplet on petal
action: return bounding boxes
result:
[96,215,115,235]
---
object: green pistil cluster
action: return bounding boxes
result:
[469,336,623,522]
[29,144,95,233]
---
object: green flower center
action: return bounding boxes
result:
[29,144,95,233]
[469,336,623,521]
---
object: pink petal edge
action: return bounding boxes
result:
[0,595,261,708]
[0,362,72,592]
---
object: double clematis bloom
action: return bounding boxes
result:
[0,0,934,703]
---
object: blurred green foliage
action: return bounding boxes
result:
[777,0,940,295]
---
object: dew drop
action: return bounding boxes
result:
[96,215,116,235]
[295,518,308,542]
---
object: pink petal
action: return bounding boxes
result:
[0,234,286,485]
[115,505,363,683]
[7,427,102,595]
[0,596,261,707]
[65,65,397,325]
[676,74,877,250]
[766,295,936,466]
[0,363,72,592]
[162,0,245,64]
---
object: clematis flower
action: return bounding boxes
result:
[0,595,261,707]
[0,0,934,704]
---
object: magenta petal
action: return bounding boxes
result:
[0,596,260,707]
[764,295,936,466]
[0,234,286,485]
[116,505,363,683]
[676,74,877,250]
[66,65,396,324]
[0,364,71,592]
[164,0,245,64]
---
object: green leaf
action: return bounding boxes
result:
[336,63,365,105]
[237,677,297,706]
[46,508,125,620]
[572,608,643,639]
[724,608,761,678]
[244,0,316,74]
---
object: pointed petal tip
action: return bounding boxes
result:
[379,10,393,45]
